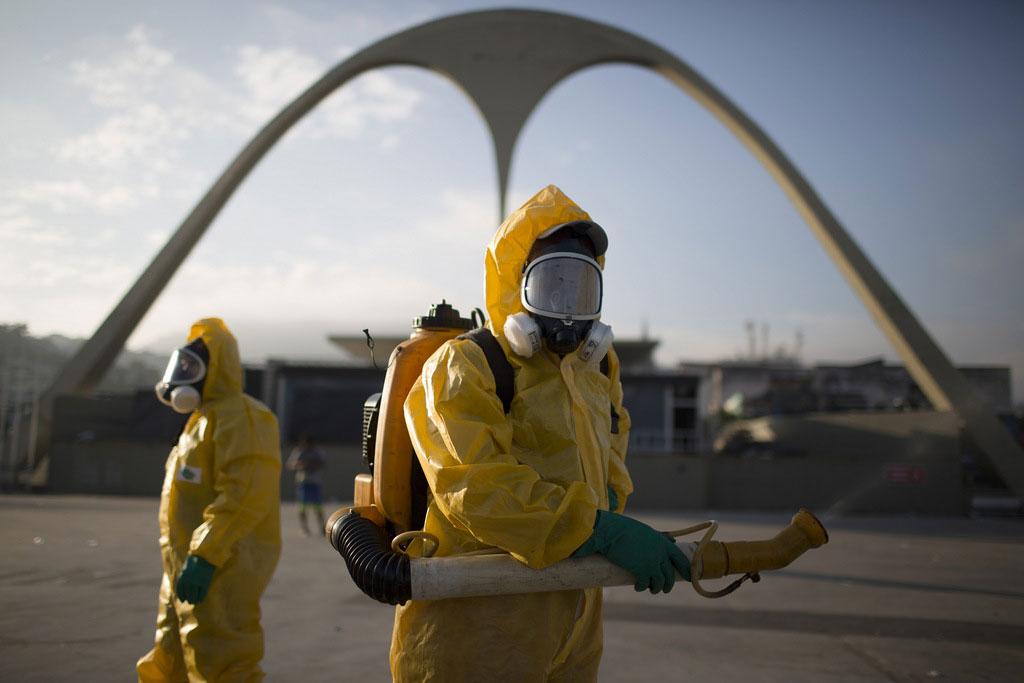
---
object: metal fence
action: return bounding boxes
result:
[628,427,701,454]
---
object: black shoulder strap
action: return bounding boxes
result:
[458,329,614,425]
[458,327,515,414]
[600,353,620,434]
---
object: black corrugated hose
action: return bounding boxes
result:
[328,511,412,605]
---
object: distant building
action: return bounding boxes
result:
[681,356,1013,421]
[327,334,404,368]
[1,325,168,487]
[257,360,384,445]
[0,324,168,402]
[40,331,1017,512]
[620,367,707,454]
[328,333,708,454]
[610,338,708,454]
[38,323,1015,503]
[326,335,1012,456]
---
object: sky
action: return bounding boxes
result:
[2,1,1022,401]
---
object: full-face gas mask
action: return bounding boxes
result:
[503,220,613,362]
[154,338,209,414]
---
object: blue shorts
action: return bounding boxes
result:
[298,482,323,506]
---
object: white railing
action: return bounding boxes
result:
[628,428,700,454]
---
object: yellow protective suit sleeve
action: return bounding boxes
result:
[406,339,600,569]
[189,404,281,568]
[606,349,634,513]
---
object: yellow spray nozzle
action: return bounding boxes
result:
[687,508,828,598]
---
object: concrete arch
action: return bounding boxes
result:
[36,9,1023,493]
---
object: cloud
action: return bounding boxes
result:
[69,25,174,108]
[128,185,496,356]
[234,45,323,124]
[59,25,238,173]
[11,179,154,213]
[2,18,428,313]
[48,24,423,181]
[57,103,185,168]
[234,45,422,139]
[12,182,90,211]
[0,207,71,247]
[419,188,497,242]
[321,71,421,138]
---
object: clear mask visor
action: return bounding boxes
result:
[160,346,207,386]
[521,252,603,320]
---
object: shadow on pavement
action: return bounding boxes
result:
[604,602,1024,645]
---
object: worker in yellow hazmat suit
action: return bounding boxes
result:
[391,185,687,681]
[137,318,281,682]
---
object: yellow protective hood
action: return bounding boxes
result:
[186,318,242,401]
[485,185,601,335]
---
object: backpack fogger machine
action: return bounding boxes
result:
[326,301,829,605]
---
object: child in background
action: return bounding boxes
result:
[286,435,327,535]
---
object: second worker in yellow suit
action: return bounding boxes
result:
[391,186,688,681]
[137,318,281,682]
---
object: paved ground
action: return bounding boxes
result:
[1,495,1022,682]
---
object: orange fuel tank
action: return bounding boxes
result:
[357,301,474,533]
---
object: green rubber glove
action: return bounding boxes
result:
[175,555,216,605]
[607,485,619,512]
[573,510,690,593]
